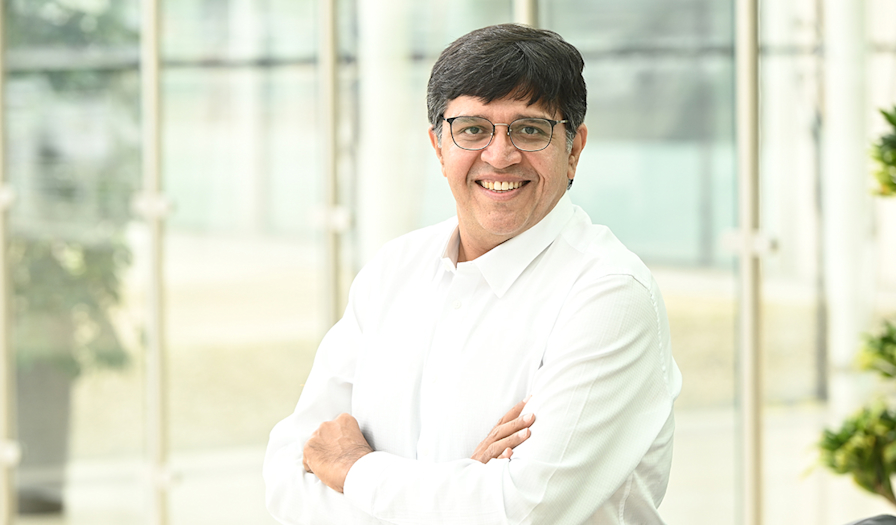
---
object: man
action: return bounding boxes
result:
[264,23,681,524]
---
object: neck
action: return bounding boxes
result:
[456,232,505,263]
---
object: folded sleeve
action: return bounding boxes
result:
[262,264,389,525]
[342,274,679,524]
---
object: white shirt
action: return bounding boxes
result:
[264,195,682,524]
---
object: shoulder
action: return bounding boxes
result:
[554,206,655,293]
[382,217,457,257]
[366,217,456,269]
[352,217,456,292]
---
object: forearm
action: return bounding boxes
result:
[341,394,673,525]
[263,284,374,524]
[264,416,385,525]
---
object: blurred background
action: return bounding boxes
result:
[2,0,896,523]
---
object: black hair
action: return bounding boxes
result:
[427,23,587,148]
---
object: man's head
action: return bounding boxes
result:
[427,24,587,150]
[426,24,589,262]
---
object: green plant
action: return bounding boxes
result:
[819,320,896,507]
[6,0,140,377]
[872,107,896,196]
[820,108,896,504]
[819,403,896,506]
[11,237,132,377]
[857,320,896,379]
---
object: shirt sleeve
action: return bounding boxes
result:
[262,264,389,525]
[341,274,679,524]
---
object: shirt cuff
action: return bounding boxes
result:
[343,450,393,516]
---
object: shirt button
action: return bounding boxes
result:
[452,300,462,309]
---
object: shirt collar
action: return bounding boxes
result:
[439,194,575,297]
[438,224,461,275]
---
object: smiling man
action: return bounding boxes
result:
[264,24,682,524]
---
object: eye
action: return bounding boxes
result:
[511,119,551,137]
[460,125,485,136]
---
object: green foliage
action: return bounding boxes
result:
[857,320,896,378]
[872,107,896,197]
[11,237,132,377]
[820,319,896,507]
[5,0,140,377]
[826,106,896,502]
[5,0,138,49]
[819,403,896,506]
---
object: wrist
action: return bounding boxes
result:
[334,445,373,493]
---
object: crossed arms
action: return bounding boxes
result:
[263,271,678,524]
[302,399,535,493]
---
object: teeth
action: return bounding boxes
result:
[480,181,523,192]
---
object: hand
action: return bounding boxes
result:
[303,413,373,493]
[471,397,535,463]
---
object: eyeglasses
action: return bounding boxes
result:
[443,116,568,152]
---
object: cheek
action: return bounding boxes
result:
[443,153,474,183]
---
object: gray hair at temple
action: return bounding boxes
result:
[427,23,587,151]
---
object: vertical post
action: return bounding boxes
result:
[736,0,762,524]
[822,0,870,415]
[820,2,873,517]
[0,0,18,522]
[356,0,412,265]
[319,0,341,328]
[140,0,170,523]
[513,0,538,26]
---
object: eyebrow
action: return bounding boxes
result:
[457,114,554,122]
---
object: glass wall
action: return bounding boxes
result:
[540,1,739,523]
[757,1,896,523]
[6,0,145,522]
[5,1,896,524]
[162,1,326,524]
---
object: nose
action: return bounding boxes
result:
[480,123,521,169]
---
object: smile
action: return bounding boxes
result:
[477,180,527,192]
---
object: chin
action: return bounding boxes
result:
[483,222,527,238]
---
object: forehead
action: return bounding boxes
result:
[444,95,556,120]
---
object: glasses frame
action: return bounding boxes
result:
[443,116,568,152]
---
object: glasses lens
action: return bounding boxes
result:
[509,118,554,151]
[450,117,493,150]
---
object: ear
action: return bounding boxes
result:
[567,124,588,182]
[428,126,447,175]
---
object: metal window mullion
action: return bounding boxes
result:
[140,0,170,524]
[320,0,341,328]
[736,0,763,524]
[513,0,538,26]
[0,0,17,522]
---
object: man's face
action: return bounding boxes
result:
[429,95,587,261]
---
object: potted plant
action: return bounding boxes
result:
[872,107,896,196]
[4,1,140,513]
[817,106,896,507]
[12,237,132,513]
[819,321,896,506]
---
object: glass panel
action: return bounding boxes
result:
[6,1,144,523]
[160,1,323,523]
[410,2,517,229]
[542,1,738,523]
[761,1,896,523]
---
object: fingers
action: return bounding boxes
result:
[471,397,535,463]
[492,412,535,443]
[471,412,536,463]
[488,426,530,458]
[496,395,532,426]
